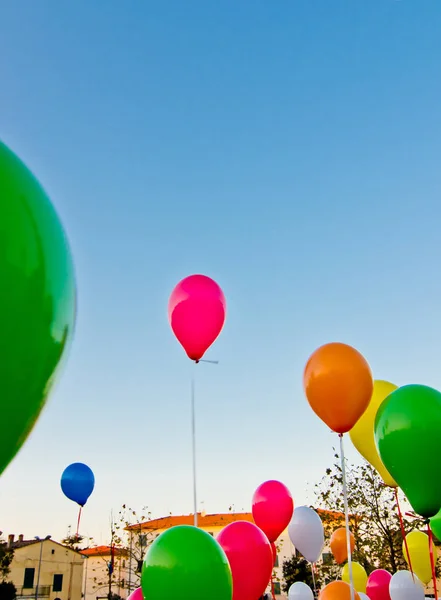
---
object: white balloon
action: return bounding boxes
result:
[288,582,314,600]
[390,571,424,600]
[288,506,325,563]
[358,594,370,600]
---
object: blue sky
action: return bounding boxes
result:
[1,0,441,544]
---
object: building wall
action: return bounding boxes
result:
[83,554,130,600]
[9,540,84,600]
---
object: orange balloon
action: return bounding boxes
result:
[303,342,373,434]
[319,581,360,600]
[330,528,355,564]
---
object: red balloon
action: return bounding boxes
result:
[168,274,226,362]
[271,542,277,566]
[217,521,273,600]
[252,480,294,543]
[366,569,392,600]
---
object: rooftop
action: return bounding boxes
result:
[126,509,344,532]
[81,545,127,557]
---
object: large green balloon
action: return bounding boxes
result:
[0,141,76,475]
[430,509,441,542]
[141,525,232,600]
[375,384,441,518]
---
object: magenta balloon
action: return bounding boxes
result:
[168,274,226,361]
[217,521,273,600]
[127,588,143,600]
[252,480,294,542]
[367,570,392,600]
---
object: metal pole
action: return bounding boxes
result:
[35,539,44,600]
[191,375,197,527]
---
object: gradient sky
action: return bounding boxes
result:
[1,0,441,545]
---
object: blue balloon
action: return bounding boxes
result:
[61,462,95,507]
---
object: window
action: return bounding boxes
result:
[23,568,35,588]
[136,560,143,573]
[273,582,281,595]
[51,549,55,555]
[274,555,279,567]
[121,580,125,589]
[322,552,332,565]
[53,574,63,592]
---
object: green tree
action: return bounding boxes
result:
[0,581,16,600]
[314,452,430,577]
[282,554,314,593]
[0,537,14,582]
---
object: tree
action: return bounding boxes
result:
[0,581,16,600]
[0,537,14,582]
[113,505,161,593]
[313,452,433,577]
[282,554,314,593]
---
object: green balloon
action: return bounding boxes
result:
[375,384,441,518]
[430,509,441,541]
[0,140,76,475]
[141,525,232,600]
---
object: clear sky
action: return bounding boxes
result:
[1,0,441,545]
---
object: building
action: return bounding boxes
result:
[126,511,338,599]
[7,534,85,600]
[81,546,129,600]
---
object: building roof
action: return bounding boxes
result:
[81,545,127,557]
[126,509,344,532]
[9,537,83,555]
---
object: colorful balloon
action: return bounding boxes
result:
[303,343,373,434]
[61,463,95,507]
[289,582,314,600]
[127,588,143,600]
[330,527,355,564]
[375,384,441,518]
[142,525,232,600]
[0,141,76,476]
[402,530,434,585]
[342,562,368,593]
[288,506,324,563]
[430,508,441,542]
[366,570,391,600]
[389,571,424,600]
[319,581,360,600]
[359,594,370,600]
[252,480,294,542]
[349,380,397,487]
[217,521,272,600]
[168,274,226,361]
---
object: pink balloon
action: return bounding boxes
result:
[367,570,392,600]
[252,480,294,542]
[168,274,226,361]
[127,588,143,600]
[217,521,273,600]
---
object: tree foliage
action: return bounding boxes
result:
[0,537,14,582]
[282,554,314,593]
[0,581,16,600]
[314,453,429,576]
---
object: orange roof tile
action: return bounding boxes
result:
[81,545,127,557]
[126,509,344,532]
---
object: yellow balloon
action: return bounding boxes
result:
[342,562,368,593]
[403,530,435,585]
[349,380,398,487]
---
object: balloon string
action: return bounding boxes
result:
[311,562,317,596]
[339,434,355,600]
[427,521,438,600]
[76,506,82,538]
[191,371,198,528]
[394,488,414,581]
